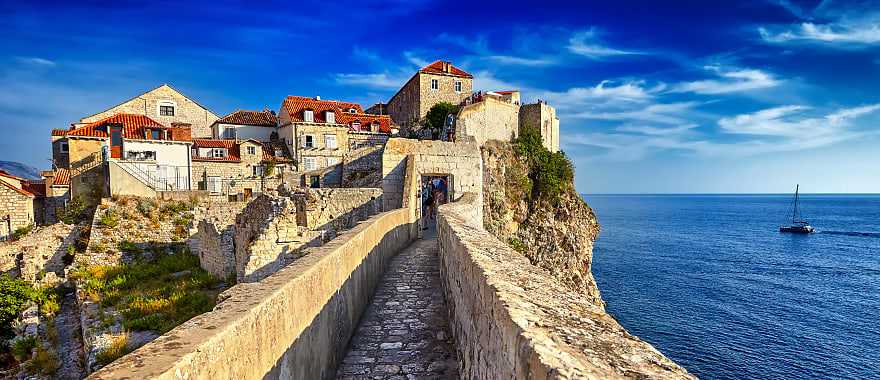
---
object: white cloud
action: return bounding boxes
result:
[616,124,699,136]
[333,72,405,89]
[486,55,556,66]
[759,16,880,46]
[566,28,640,59]
[16,57,56,67]
[403,51,429,68]
[569,102,699,125]
[672,66,781,94]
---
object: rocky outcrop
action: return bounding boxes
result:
[0,222,80,285]
[481,141,602,306]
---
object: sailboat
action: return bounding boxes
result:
[779,184,814,234]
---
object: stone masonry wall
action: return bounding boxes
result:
[417,73,473,124]
[437,195,695,379]
[188,201,248,279]
[296,188,383,233]
[456,96,520,147]
[520,102,560,153]
[0,223,78,283]
[0,185,34,240]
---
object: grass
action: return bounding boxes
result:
[9,336,36,362]
[508,238,527,254]
[94,333,132,367]
[23,346,59,376]
[10,224,33,241]
[70,248,219,334]
[98,209,120,229]
[59,196,90,225]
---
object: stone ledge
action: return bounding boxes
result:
[437,195,695,380]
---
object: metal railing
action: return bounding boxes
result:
[114,161,191,191]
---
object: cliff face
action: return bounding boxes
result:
[481,141,603,307]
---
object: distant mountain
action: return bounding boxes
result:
[0,161,41,180]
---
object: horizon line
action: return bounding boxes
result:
[581,192,880,195]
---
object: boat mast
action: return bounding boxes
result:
[792,184,800,223]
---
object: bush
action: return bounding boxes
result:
[10,224,33,241]
[135,198,157,217]
[160,200,194,216]
[10,336,37,362]
[424,102,459,139]
[513,126,574,203]
[98,210,119,229]
[59,197,89,225]
[94,333,131,367]
[23,346,59,375]
[117,241,143,255]
[0,276,35,339]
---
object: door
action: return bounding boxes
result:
[244,188,253,200]
[110,125,123,159]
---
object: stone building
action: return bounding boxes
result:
[519,101,560,153]
[211,109,278,141]
[75,84,219,138]
[37,169,70,224]
[0,170,36,240]
[385,61,473,129]
[277,96,393,186]
[191,139,293,201]
[455,92,521,147]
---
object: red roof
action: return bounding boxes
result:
[0,172,34,198]
[52,168,70,186]
[216,110,277,127]
[22,181,45,197]
[51,129,68,137]
[64,114,191,142]
[495,90,517,95]
[260,141,293,162]
[192,139,240,162]
[419,61,473,78]
[337,112,394,134]
[281,96,364,124]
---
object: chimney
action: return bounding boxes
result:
[315,95,321,100]
[443,61,451,73]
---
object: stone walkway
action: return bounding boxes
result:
[55,291,85,379]
[336,231,459,379]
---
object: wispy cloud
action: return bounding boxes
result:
[16,57,56,67]
[333,72,406,90]
[616,123,699,136]
[672,66,781,94]
[566,28,640,59]
[759,5,880,47]
[718,103,880,137]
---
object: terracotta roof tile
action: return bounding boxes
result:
[192,139,241,162]
[281,96,364,124]
[0,177,34,198]
[51,129,68,137]
[22,181,45,197]
[419,61,473,78]
[260,141,293,162]
[65,114,191,142]
[216,110,277,127]
[337,112,394,134]
[53,168,70,186]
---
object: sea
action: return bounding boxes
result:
[587,194,880,380]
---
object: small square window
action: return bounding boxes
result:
[431,79,438,90]
[213,148,227,158]
[325,135,337,149]
[325,111,335,124]
[304,110,314,122]
[151,130,161,140]
[59,141,69,153]
[303,157,317,171]
[327,157,339,167]
[159,105,175,116]
[246,146,256,155]
[304,135,314,148]
[455,81,462,92]
[252,165,264,177]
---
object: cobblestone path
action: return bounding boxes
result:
[336,235,459,379]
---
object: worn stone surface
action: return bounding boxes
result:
[437,194,694,379]
[520,101,560,153]
[336,237,458,379]
[455,95,520,147]
[0,222,79,283]
[0,178,35,240]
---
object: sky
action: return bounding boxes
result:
[1,0,878,193]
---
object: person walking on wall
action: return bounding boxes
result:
[422,180,435,228]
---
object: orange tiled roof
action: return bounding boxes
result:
[260,141,293,162]
[0,173,34,198]
[281,96,364,124]
[51,129,68,137]
[65,114,191,142]
[337,112,394,134]
[53,168,70,186]
[419,61,473,78]
[22,181,45,197]
[192,139,241,162]
[217,110,277,127]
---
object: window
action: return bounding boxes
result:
[325,134,337,149]
[325,111,335,124]
[431,79,439,90]
[455,81,462,92]
[370,122,379,132]
[303,110,314,122]
[252,165,265,177]
[207,176,222,194]
[351,122,361,131]
[326,157,339,167]
[303,157,317,171]
[274,148,283,157]
[125,151,156,161]
[212,148,227,158]
[348,108,357,113]
[59,141,69,153]
[159,105,175,116]
[246,146,256,155]
[304,135,314,148]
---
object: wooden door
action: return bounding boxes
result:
[110,125,123,159]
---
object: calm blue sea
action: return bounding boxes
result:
[587,194,880,380]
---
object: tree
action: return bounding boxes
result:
[0,275,35,338]
[424,102,459,140]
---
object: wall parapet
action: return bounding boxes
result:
[437,195,695,379]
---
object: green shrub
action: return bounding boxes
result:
[424,102,459,139]
[10,336,37,362]
[59,196,89,225]
[23,346,59,375]
[135,198,157,217]
[98,210,119,229]
[10,224,33,241]
[0,275,36,339]
[117,241,143,255]
[508,238,527,254]
[160,200,194,216]
[265,160,276,177]
[94,333,131,367]
[513,126,574,203]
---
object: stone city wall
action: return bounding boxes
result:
[296,188,383,232]
[0,223,79,283]
[436,195,695,380]
[89,206,420,380]
[520,102,560,153]
[188,201,248,279]
[0,185,35,240]
[455,96,520,147]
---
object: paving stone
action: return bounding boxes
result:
[336,237,459,379]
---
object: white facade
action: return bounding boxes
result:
[213,123,276,142]
[119,139,193,190]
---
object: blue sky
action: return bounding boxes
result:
[1,0,878,193]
